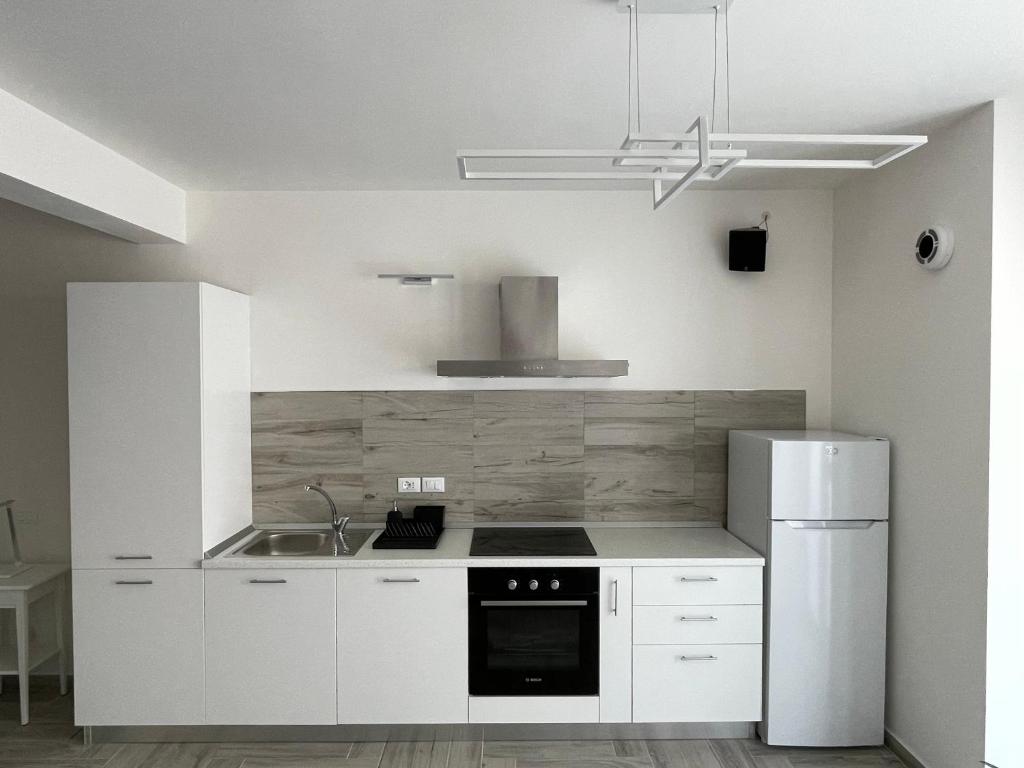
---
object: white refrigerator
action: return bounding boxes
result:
[727,430,889,747]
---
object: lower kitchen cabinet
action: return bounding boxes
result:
[632,643,762,722]
[205,569,336,724]
[599,567,632,723]
[72,569,204,726]
[337,568,468,724]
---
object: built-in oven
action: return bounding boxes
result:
[468,567,599,696]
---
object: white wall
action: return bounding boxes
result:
[189,190,833,425]
[832,106,994,768]
[1,188,833,564]
[986,96,1024,768]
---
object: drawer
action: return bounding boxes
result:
[633,566,762,606]
[633,644,762,723]
[633,605,762,645]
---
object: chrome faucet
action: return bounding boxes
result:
[304,484,349,535]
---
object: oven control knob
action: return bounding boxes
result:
[550,579,560,591]
[529,579,539,591]
[507,579,517,591]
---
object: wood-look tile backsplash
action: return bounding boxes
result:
[250,390,805,525]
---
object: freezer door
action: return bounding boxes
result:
[770,439,889,521]
[764,520,888,747]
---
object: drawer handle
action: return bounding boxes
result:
[114,555,153,560]
[115,580,153,585]
[679,655,718,661]
[481,600,588,607]
[679,576,718,582]
[382,578,421,583]
[679,615,718,622]
[249,579,288,584]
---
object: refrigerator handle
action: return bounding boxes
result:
[785,520,878,529]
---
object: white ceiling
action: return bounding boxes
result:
[0,0,1021,191]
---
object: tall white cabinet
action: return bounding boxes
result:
[67,282,251,726]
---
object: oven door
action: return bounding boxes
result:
[469,594,599,696]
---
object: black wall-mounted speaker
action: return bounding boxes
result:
[729,227,768,272]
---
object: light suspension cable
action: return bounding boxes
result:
[627,4,635,134]
[634,2,641,134]
[724,1,731,133]
[711,4,719,132]
[626,2,642,135]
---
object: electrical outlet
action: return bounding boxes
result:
[422,476,445,493]
[398,477,422,493]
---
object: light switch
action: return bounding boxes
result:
[422,476,446,493]
[398,477,422,493]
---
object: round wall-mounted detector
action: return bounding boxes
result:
[915,226,954,270]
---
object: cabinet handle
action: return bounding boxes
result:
[611,579,619,616]
[115,580,153,585]
[480,600,588,607]
[114,555,153,560]
[679,655,718,661]
[249,579,287,584]
[382,577,421,583]
[680,615,718,622]
[679,576,718,582]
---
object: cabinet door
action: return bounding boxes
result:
[633,644,762,723]
[68,283,203,568]
[338,568,468,724]
[599,567,631,723]
[205,570,336,725]
[72,569,204,726]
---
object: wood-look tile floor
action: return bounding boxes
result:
[0,679,905,768]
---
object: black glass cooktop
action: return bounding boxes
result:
[470,527,596,557]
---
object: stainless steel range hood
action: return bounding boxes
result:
[437,276,628,378]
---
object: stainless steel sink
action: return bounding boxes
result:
[233,529,372,557]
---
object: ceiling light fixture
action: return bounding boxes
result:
[456,0,927,210]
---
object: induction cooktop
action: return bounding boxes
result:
[469,527,597,557]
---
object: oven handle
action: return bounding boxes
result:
[479,600,590,607]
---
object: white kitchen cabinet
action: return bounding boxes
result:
[72,569,204,726]
[599,566,632,723]
[67,282,251,568]
[633,644,762,722]
[337,568,468,724]
[205,570,336,725]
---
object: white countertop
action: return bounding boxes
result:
[202,526,763,569]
